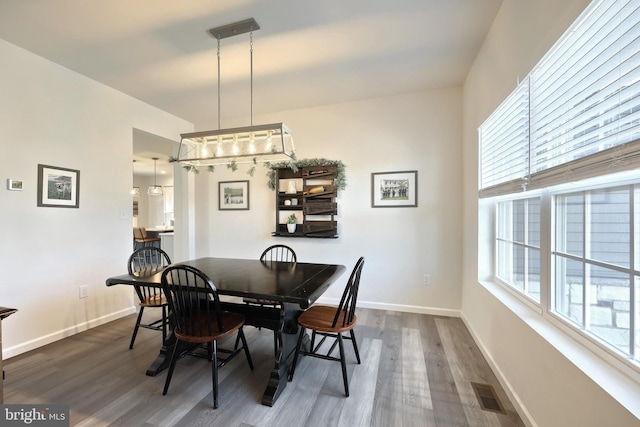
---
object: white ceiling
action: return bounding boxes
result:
[0,0,502,176]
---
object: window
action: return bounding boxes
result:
[553,184,639,361]
[496,197,541,302]
[480,0,640,371]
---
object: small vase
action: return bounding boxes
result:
[287,223,297,233]
[286,181,297,194]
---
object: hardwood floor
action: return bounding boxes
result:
[3,308,525,426]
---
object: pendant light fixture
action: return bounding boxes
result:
[175,18,295,169]
[148,157,164,196]
[131,160,141,196]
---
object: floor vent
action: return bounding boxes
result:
[471,382,506,414]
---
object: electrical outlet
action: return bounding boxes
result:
[79,285,89,299]
[423,274,431,286]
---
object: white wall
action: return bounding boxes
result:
[0,39,192,357]
[193,88,463,313]
[462,0,639,426]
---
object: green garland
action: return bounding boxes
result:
[265,158,347,191]
[169,155,346,188]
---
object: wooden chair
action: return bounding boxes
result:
[288,257,365,397]
[240,244,297,355]
[127,247,172,349]
[161,264,254,409]
[133,227,161,249]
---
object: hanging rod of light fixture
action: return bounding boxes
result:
[175,18,295,169]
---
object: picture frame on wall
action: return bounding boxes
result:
[37,164,80,208]
[371,170,418,208]
[219,180,250,210]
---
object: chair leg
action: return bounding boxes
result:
[288,328,306,381]
[162,339,181,396]
[337,333,349,397]
[129,307,145,349]
[237,328,254,370]
[210,340,218,409]
[349,329,361,364]
[310,330,317,351]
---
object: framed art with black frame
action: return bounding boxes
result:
[371,170,417,208]
[37,164,80,208]
[219,180,250,210]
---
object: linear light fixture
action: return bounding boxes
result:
[175,18,295,168]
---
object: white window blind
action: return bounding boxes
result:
[479,81,529,197]
[479,0,640,198]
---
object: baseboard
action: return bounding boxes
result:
[3,307,136,359]
[315,296,461,318]
[460,313,537,427]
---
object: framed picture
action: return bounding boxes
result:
[219,180,250,210]
[37,164,80,208]
[371,170,418,208]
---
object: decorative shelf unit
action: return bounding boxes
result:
[273,165,339,238]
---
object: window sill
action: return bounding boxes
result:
[478,279,640,419]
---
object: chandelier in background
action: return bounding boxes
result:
[131,160,141,196]
[175,18,295,169]
[148,157,164,196]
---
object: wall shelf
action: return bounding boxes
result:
[272,165,339,238]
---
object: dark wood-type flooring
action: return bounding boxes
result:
[3,308,525,426]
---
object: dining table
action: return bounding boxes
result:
[105,257,345,406]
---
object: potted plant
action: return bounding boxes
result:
[286,213,298,233]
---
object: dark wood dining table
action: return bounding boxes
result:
[105,257,345,406]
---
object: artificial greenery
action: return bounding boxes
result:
[168,156,346,189]
[265,158,347,191]
[226,160,238,172]
[169,156,200,173]
[286,213,298,224]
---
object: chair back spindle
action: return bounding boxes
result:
[332,257,365,328]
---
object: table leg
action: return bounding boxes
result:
[145,338,173,376]
[145,309,176,376]
[261,302,309,406]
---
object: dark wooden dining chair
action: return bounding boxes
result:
[127,247,172,349]
[161,264,254,409]
[240,244,297,355]
[288,257,365,397]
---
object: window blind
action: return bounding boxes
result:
[479,0,640,198]
[479,80,529,197]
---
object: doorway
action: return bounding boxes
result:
[132,128,176,259]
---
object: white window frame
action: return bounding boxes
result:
[490,172,640,379]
